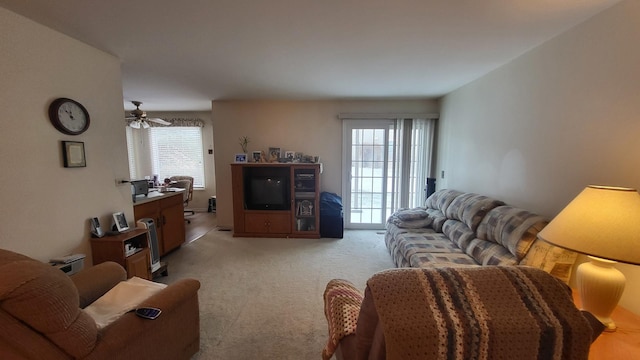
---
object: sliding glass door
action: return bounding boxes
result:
[342,118,436,230]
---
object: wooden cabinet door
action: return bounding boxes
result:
[244,213,270,233]
[161,200,185,254]
[245,212,291,234]
[126,248,151,280]
[266,213,291,233]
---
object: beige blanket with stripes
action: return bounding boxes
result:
[366,267,593,360]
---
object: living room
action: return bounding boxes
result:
[212,1,640,316]
[1,0,639,357]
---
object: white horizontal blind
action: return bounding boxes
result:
[149,127,205,188]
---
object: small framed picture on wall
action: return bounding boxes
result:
[62,141,86,168]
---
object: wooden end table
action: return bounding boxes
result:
[572,291,640,359]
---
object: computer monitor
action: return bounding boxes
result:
[131,180,149,202]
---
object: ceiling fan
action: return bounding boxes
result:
[125,101,171,129]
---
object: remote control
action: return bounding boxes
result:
[135,307,162,320]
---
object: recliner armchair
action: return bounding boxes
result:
[0,248,200,359]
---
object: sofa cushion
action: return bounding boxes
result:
[476,206,548,260]
[425,208,447,232]
[388,216,433,229]
[397,232,462,258]
[425,189,463,214]
[441,219,476,251]
[409,252,479,268]
[464,238,519,265]
[393,208,428,221]
[444,193,505,232]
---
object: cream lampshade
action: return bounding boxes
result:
[537,185,640,331]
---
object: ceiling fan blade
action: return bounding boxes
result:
[125,116,137,120]
[129,121,141,129]
[147,118,171,125]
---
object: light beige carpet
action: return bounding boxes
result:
[158,228,395,359]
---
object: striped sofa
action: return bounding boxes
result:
[385,189,578,283]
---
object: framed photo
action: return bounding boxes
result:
[112,212,129,232]
[284,151,295,162]
[252,151,262,163]
[62,141,86,168]
[296,200,314,216]
[235,153,248,163]
[294,152,303,162]
[268,147,281,162]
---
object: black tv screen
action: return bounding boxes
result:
[246,176,290,210]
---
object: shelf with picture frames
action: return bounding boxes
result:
[249,147,320,164]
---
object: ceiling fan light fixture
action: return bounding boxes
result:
[125,101,171,128]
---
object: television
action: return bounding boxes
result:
[245,175,290,210]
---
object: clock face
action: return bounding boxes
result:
[49,98,90,135]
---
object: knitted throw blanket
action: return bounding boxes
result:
[367,267,592,360]
[322,279,363,360]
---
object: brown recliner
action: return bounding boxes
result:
[0,248,200,359]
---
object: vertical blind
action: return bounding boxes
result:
[388,118,435,214]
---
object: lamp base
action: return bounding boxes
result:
[577,256,626,332]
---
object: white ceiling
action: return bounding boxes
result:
[1,0,621,111]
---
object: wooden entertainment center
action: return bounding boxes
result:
[231,163,321,238]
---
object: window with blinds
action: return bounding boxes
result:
[148,127,205,188]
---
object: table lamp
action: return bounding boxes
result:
[538,185,640,331]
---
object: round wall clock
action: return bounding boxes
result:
[48,98,90,135]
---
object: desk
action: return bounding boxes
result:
[573,292,640,359]
[133,191,185,256]
[133,188,185,205]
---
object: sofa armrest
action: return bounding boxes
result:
[138,278,201,311]
[71,261,127,308]
[88,278,201,360]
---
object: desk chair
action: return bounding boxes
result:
[170,176,196,223]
